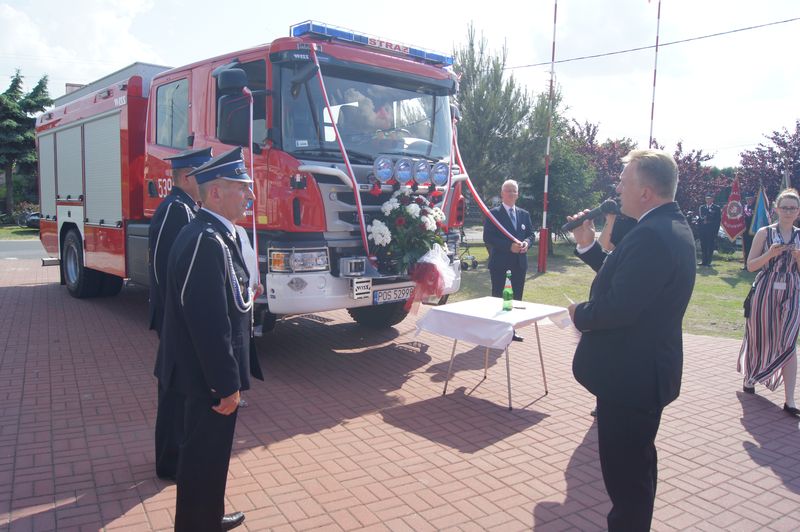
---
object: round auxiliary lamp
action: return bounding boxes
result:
[372,156,450,188]
[393,158,414,185]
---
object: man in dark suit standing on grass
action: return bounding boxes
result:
[567,149,696,531]
[483,179,534,340]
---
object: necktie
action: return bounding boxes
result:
[509,208,517,229]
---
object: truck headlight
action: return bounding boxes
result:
[269,249,329,272]
[292,250,329,271]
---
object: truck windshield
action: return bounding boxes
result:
[279,63,453,163]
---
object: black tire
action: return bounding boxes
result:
[460,261,469,271]
[99,273,124,297]
[261,310,278,333]
[471,259,478,269]
[347,302,409,328]
[61,229,103,298]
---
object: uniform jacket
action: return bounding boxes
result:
[483,204,535,274]
[572,202,696,410]
[699,202,721,230]
[157,209,263,397]
[148,186,197,335]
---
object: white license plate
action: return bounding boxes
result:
[373,286,414,305]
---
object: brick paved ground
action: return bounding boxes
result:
[1,256,799,531]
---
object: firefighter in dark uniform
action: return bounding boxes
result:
[149,147,213,334]
[158,147,263,531]
[149,147,213,483]
[698,194,721,266]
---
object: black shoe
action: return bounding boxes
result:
[743,385,755,394]
[590,409,597,417]
[156,473,176,482]
[512,333,524,342]
[221,512,245,531]
[783,404,800,417]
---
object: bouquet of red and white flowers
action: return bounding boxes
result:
[367,188,446,274]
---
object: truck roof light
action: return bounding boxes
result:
[290,20,454,66]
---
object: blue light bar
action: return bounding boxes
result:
[290,20,454,66]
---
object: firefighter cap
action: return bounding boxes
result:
[187,147,253,185]
[163,147,213,170]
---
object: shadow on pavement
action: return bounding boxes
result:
[738,391,800,494]
[381,386,547,453]
[532,425,607,530]
[425,345,504,383]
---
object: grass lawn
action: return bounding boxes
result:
[0,224,39,240]
[450,232,752,340]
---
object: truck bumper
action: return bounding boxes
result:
[263,259,461,315]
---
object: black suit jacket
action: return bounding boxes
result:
[572,202,696,410]
[148,186,196,336]
[483,205,535,274]
[157,209,263,398]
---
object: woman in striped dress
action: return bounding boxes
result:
[738,188,800,416]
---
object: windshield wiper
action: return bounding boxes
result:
[381,151,440,163]
[289,147,340,161]
[341,149,374,164]
[289,147,373,164]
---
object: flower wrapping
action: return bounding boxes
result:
[404,243,455,312]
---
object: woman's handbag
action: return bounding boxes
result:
[743,284,755,318]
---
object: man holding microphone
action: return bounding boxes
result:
[566,149,696,531]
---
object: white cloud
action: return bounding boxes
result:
[0,0,161,96]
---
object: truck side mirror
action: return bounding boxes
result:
[217,68,247,94]
[290,64,319,99]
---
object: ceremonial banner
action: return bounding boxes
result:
[749,185,771,236]
[721,177,746,241]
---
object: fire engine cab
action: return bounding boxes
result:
[36,21,466,331]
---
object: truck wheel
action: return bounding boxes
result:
[100,273,124,297]
[62,229,102,298]
[347,302,409,329]
[261,311,278,333]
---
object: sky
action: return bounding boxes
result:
[1,0,798,169]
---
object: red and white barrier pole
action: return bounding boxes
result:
[538,0,558,273]
[648,0,662,148]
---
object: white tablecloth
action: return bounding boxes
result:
[415,296,568,350]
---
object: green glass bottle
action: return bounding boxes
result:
[502,270,513,311]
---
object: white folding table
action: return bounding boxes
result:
[416,296,568,410]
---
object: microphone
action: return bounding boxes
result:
[561,199,620,232]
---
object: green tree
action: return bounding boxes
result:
[453,25,530,198]
[738,120,800,201]
[667,140,725,215]
[566,119,637,197]
[516,92,598,243]
[0,70,52,214]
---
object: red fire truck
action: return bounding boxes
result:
[36,21,465,331]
